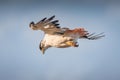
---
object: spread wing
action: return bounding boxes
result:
[29,15,66,34]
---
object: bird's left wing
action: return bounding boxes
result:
[29,15,66,34]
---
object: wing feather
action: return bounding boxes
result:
[40,17,47,22]
[29,15,66,34]
[83,32,105,40]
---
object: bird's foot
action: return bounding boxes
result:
[65,41,79,47]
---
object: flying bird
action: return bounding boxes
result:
[29,15,104,54]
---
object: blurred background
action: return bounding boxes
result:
[0,0,120,80]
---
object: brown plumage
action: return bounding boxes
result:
[29,15,105,54]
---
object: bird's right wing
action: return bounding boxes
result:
[29,15,67,35]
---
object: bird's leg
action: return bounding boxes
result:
[65,41,79,47]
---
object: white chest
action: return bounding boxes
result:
[43,34,69,46]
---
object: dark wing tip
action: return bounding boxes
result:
[29,21,35,27]
[54,24,60,26]
[30,21,34,24]
[51,20,59,24]
[40,17,47,22]
[84,32,105,40]
[48,15,55,21]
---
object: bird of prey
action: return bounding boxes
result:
[29,15,104,54]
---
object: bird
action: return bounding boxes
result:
[29,15,105,54]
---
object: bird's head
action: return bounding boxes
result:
[39,40,50,54]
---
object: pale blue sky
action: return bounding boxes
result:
[0,0,120,80]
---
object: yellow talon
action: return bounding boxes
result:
[66,41,74,46]
[65,41,78,47]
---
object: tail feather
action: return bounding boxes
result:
[83,32,105,40]
[65,28,105,40]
